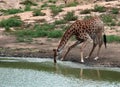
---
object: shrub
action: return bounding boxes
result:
[107,35,120,43]
[66,2,79,7]
[0,17,22,27]
[24,4,31,11]
[64,11,78,21]
[34,30,48,37]
[41,3,49,9]
[50,5,62,15]
[33,9,46,16]
[93,5,106,12]
[48,30,63,38]
[20,0,37,6]
[111,8,119,14]
[54,19,67,25]
[80,9,91,14]
[48,0,56,3]
[2,9,23,15]
[117,22,120,26]
[15,29,34,37]
[101,14,116,26]
[83,16,92,20]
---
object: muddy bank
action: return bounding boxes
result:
[0,43,120,67]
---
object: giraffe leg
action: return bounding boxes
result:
[94,39,103,60]
[87,43,97,59]
[61,41,81,61]
[80,41,88,62]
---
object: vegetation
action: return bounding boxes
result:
[20,0,37,6]
[80,9,91,14]
[83,16,92,20]
[33,9,46,16]
[93,5,106,12]
[0,17,22,28]
[64,11,78,21]
[41,3,49,9]
[48,30,63,38]
[14,23,63,42]
[111,8,119,14]
[54,19,67,25]
[107,35,120,43]
[50,5,62,15]
[48,0,56,3]
[0,9,23,15]
[24,4,32,11]
[101,14,116,26]
[66,2,79,7]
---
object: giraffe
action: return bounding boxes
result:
[53,16,107,63]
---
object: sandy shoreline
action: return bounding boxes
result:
[0,42,120,67]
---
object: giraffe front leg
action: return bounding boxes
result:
[61,41,81,61]
[80,51,84,63]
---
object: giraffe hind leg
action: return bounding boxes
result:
[61,41,81,61]
[94,38,103,60]
[88,43,97,59]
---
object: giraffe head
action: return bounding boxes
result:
[53,48,62,63]
[53,49,57,63]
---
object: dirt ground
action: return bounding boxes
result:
[0,30,120,67]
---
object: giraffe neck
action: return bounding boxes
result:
[57,27,74,52]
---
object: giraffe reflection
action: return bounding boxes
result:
[80,68,101,80]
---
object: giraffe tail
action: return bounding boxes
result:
[103,34,107,48]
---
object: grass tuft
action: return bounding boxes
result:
[64,11,78,21]
[107,35,120,43]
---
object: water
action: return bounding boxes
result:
[0,57,120,87]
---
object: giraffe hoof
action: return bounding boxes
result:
[85,56,89,59]
[61,58,64,61]
[94,56,99,60]
[81,60,84,63]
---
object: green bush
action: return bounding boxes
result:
[48,30,63,38]
[33,9,46,16]
[20,0,37,6]
[48,0,56,3]
[111,8,119,14]
[0,17,22,27]
[34,30,48,37]
[50,5,62,15]
[15,29,34,37]
[41,3,49,9]
[83,16,92,20]
[54,19,67,25]
[117,22,120,26]
[2,9,23,15]
[64,11,78,21]
[107,35,120,43]
[24,4,31,11]
[66,2,79,7]
[93,5,106,12]
[101,14,116,26]
[80,9,91,14]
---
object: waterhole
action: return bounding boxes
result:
[0,57,120,87]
